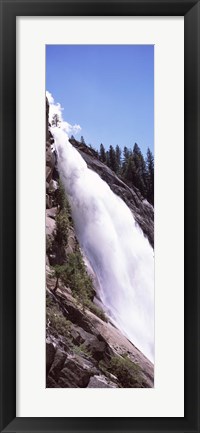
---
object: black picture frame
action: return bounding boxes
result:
[0,1,199,432]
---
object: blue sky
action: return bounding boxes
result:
[46,45,154,155]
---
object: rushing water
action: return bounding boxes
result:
[52,127,154,362]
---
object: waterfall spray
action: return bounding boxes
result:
[52,127,154,363]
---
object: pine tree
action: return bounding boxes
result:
[124,157,136,184]
[146,148,154,205]
[115,145,122,173]
[122,146,131,173]
[132,143,147,197]
[80,136,86,145]
[123,146,131,162]
[97,140,154,204]
[105,150,110,167]
[108,145,117,172]
[100,143,106,163]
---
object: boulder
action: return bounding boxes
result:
[65,229,76,254]
[57,356,95,388]
[87,374,118,388]
[48,179,58,194]
[46,207,57,219]
[70,325,106,361]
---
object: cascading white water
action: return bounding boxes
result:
[52,127,154,363]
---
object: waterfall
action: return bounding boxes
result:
[52,127,154,363]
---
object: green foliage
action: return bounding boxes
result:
[55,210,69,246]
[123,156,136,184]
[99,355,142,388]
[122,146,132,168]
[46,179,72,265]
[52,256,107,321]
[46,235,53,254]
[46,292,71,338]
[53,264,68,279]
[56,179,67,210]
[146,147,154,205]
[115,145,121,173]
[99,143,106,163]
[108,145,117,172]
[132,143,147,197]
[56,179,71,215]
[72,343,91,357]
[54,179,71,251]
[64,252,94,300]
[98,141,154,205]
[52,251,94,303]
[85,300,108,322]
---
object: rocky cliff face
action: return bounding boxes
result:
[46,99,154,388]
[46,270,153,388]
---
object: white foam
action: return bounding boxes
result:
[52,126,154,362]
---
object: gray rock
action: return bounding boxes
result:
[58,356,94,388]
[48,179,58,193]
[48,349,66,380]
[46,207,57,219]
[87,375,118,388]
[65,229,76,254]
[46,165,52,183]
[46,215,56,236]
[46,342,56,375]
[46,376,58,388]
[70,325,106,361]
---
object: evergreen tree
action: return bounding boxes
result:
[132,143,147,196]
[105,150,110,167]
[124,157,136,184]
[115,145,122,173]
[122,146,132,173]
[97,140,154,205]
[80,136,86,145]
[100,143,106,163]
[146,148,154,205]
[108,145,117,172]
[123,146,131,162]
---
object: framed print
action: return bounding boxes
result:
[0,1,199,433]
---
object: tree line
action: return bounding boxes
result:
[99,142,154,206]
[74,136,154,206]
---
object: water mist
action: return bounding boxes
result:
[52,127,154,363]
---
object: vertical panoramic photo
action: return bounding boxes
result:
[46,45,154,388]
